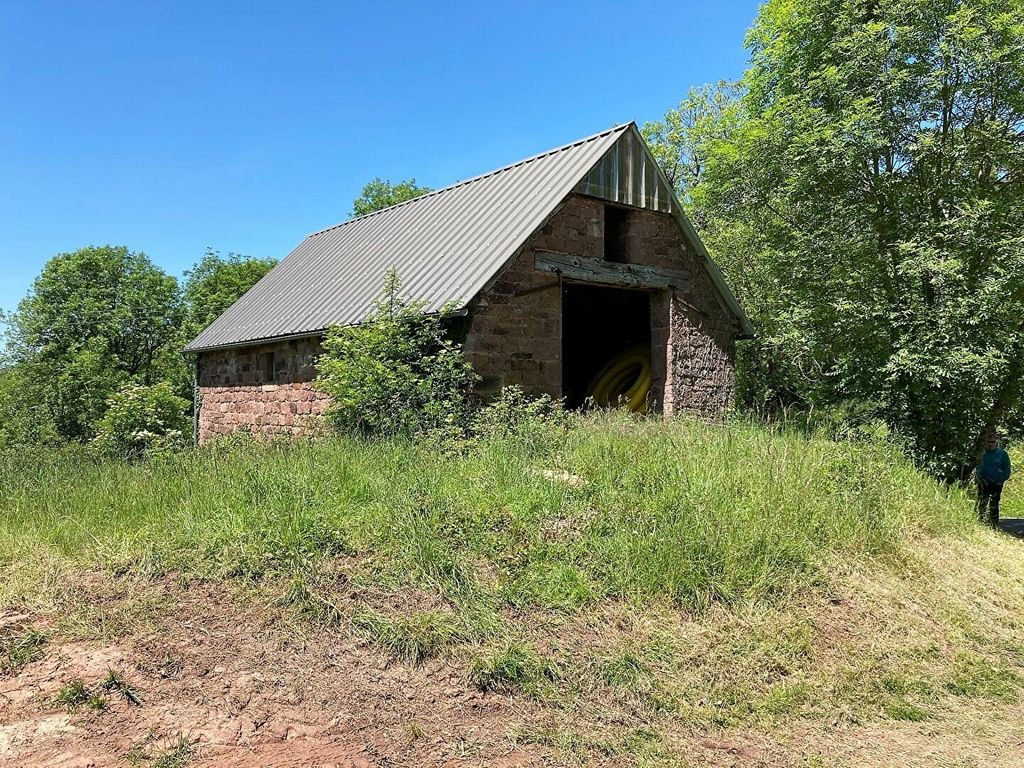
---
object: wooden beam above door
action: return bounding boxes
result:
[534,251,690,291]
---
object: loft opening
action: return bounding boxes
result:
[604,205,630,263]
[561,283,651,410]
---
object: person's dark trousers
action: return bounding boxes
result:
[977,479,1004,526]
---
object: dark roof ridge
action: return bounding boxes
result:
[307,122,633,240]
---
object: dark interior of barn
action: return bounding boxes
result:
[561,283,651,409]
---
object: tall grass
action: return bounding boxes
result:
[0,413,970,613]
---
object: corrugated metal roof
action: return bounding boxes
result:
[185,122,752,352]
[185,124,630,352]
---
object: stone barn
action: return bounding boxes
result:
[184,123,753,442]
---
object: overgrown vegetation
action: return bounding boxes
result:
[317,270,476,438]
[4,2,1021,764]
[3,245,181,443]
[0,247,274,455]
[2,408,1021,762]
[644,0,1024,479]
[0,411,970,616]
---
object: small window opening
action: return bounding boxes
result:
[263,351,276,383]
[604,205,629,263]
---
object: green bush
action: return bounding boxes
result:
[316,271,477,437]
[472,386,565,438]
[91,383,189,459]
[0,366,61,449]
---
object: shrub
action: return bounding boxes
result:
[0,365,61,449]
[472,386,565,438]
[91,382,190,459]
[316,271,477,437]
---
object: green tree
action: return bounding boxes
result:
[180,249,277,344]
[5,246,181,440]
[351,177,431,217]
[647,0,1024,479]
[644,84,812,413]
[0,365,59,448]
[643,82,744,226]
[158,249,277,402]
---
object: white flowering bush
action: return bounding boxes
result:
[91,382,189,460]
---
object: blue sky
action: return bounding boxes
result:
[0,1,760,315]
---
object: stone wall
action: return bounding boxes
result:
[463,195,605,398]
[196,337,329,442]
[618,199,738,416]
[666,295,736,417]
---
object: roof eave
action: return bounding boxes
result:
[184,307,471,355]
[183,329,327,355]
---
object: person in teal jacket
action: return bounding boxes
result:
[977,436,1012,526]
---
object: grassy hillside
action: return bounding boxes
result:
[2,413,1022,765]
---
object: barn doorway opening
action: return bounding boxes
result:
[562,283,651,410]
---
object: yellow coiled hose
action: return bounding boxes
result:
[586,346,651,413]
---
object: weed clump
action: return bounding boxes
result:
[597,650,652,689]
[102,668,143,705]
[1,627,45,674]
[126,734,192,768]
[352,608,467,663]
[54,678,94,710]
[469,642,558,695]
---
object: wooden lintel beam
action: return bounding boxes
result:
[534,251,690,291]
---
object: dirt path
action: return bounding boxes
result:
[0,581,556,768]
[3,576,1024,767]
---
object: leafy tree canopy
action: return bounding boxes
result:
[5,246,180,439]
[351,177,431,217]
[646,0,1024,479]
[8,245,179,376]
[2,246,274,444]
[181,249,277,343]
